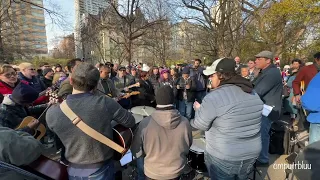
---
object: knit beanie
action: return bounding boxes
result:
[11,82,39,105]
[155,85,174,106]
[43,68,53,76]
[182,67,190,74]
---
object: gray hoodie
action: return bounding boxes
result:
[131,109,192,179]
[0,127,43,180]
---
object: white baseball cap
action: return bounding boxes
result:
[203,58,236,76]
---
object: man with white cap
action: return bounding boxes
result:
[252,50,283,166]
[192,58,263,180]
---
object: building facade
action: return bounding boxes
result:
[0,0,48,60]
[74,0,109,59]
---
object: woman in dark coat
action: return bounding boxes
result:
[132,71,156,107]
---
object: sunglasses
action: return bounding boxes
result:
[28,68,36,71]
[3,71,17,78]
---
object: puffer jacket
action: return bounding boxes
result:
[191,83,263,161]
[0,127,43,180]
[131,108,192,179]
[0,96,46,134]
[302,72,320,123]
[18,72,47,105]
[18,72,45,93]
[112,75,133,92]
[0,96,32,134]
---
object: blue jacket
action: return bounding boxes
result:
[18,72,45,93]
[302,72,320,123]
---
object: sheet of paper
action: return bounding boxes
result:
[262,104,274,116]
[120,150,135,166]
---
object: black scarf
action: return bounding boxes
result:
[219,75,253,93]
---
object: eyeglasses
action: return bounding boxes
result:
[3,71,17,78]
[119,70,126,72]
[28,68,36,71]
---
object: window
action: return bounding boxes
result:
[33,32,46,36]
[33,25,45,30]
[32,19,45,24]
[31,5,43,10]
[31,11,44,17]
[38,39,47,42]
[32,0,43,4]
[21,17,27,22]
[34,44,47,49]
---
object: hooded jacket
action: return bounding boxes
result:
[131,109,192,179]
[0,127,43,180]
[0,95,45,135]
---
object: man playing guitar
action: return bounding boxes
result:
[0,82,45,135]
[46,63,135,180]
[96,65,119,98]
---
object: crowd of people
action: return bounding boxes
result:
[0,50,319,180]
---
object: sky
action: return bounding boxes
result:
[44,0,75,50]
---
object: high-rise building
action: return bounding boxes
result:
[74,0,109,58]
[0,0,48,59]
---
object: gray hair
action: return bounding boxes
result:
[71,63,100,91]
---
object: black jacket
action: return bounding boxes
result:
[253,64,283,121]
[176,76,197,102]
[40,77,53,89]
[134,79,156,107]
[18,72,46,93]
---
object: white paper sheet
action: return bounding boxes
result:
[262,104,274,116]
[120,150,135,166]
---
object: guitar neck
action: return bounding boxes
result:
[37,104,53,124]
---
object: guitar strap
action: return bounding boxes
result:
[59,101,125,153]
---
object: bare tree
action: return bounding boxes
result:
[51,34,75,59]
[162,0,266,59]
[0,0,66,62]
[106,0,166,64]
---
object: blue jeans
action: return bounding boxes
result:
[179,100,193,120]
[205,153,255,180]
[309,123,320,144]
[258,116,272,163]
[68,161,114,180]
[136,157,145,180]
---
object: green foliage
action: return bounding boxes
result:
[165,59,187,66]
[13,57,69,68]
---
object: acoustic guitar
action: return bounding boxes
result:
[300,81,307,116]
[15,91,61,140]
[21,155,68,180]
[113,124,134,161]
[118,91,140,100]
[125,82,140,90]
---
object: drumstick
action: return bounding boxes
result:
[142,108,149,116]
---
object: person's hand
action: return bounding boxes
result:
[193,101,201,110]
[124,87,129,92]
[177,85,180,89]
[186,84,190,89]
[295,95,301,104]
[27,119,39,129]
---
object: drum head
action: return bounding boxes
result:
[131,106,155,116]
[190,138,206,153]
[132,113,144,124]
